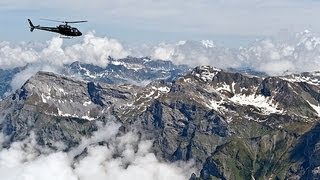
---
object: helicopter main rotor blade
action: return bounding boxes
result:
[40,18,65,23]
[40,18,87,24]
[65,20,88,24]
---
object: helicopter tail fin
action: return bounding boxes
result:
[28,19,35,32]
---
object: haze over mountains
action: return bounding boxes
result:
[0,30,320,179]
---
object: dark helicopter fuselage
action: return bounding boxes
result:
[56,25,82,36]
[28,19,83,37]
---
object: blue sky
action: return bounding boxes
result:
[1,0,320,46]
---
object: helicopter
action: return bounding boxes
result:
[28,18,87,38]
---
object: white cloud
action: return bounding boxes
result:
[0,121,195,180]
[258,60,295,75]
[151,41,238,68]
[0,41,38,69]
[149,30,320,75]
[151,43,175,60]
[0,32,129,70]
[65,32,129,67]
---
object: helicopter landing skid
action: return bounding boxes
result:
[59,36,73,39]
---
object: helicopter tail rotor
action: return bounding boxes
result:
[28,19,35,32]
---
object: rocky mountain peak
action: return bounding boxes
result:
[191,65,221,82]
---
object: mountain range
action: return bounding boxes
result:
[1,57,320,179]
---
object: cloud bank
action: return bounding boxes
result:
[0,121,195,180]
[1,30,320,92]
[150,30,320,75]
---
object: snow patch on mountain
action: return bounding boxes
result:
[207,100,226,114]
[41,94,51,103]
[281,73,320,85]
[83,101,92,107]
[230,94,282,114]
[307,101,320,117]
[56,108,96,121]
[110,59,145,71]
[152,86,170,93]
[216,83,233,93]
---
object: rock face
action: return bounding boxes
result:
[1,65,320,179]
